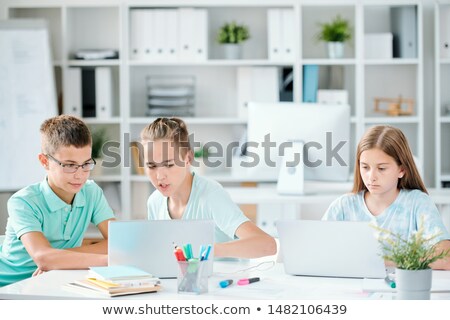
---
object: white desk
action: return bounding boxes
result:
[1,261,450,300]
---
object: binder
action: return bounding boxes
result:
[390,6,417,58]
[165,10,179,61]
[302,65,319,103]
[152,9,166,61]
[95,67,113,119]
[129,10,146,60]
[281,9,295,61]
[440,6,450,59]
[82,68,96,118]
[193,9,208,61]
[267,9,282,61]
[63,68,82,117]
[178,8,195,61]
[143,9,155,61]
[236,67,279,119]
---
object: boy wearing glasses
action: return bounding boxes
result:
[0,115,115,287]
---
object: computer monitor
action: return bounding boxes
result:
[244,102,350,182]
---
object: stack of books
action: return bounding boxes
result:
[64,265,161,298]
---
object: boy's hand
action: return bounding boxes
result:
[32,268,46,277]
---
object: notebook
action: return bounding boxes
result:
[108,220,215,278]
[276,220,386,279]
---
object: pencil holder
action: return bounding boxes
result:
[177,260,208,294]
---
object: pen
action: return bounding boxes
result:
[384,276,396,289]
[237,277,260,286]
[219,279,233,288]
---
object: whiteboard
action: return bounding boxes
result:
[0,20,57,191]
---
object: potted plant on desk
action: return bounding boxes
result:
[316,15,352,59]
[375,217,449,300]
[217,21,250,59]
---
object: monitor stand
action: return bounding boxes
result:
[277,140,304,195]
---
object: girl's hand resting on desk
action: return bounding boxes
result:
[32,268,46,277]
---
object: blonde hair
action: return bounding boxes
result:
[352,125,427,194]
[140,117,192,157]
[40,115,92,155]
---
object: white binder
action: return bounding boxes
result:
[267,9,282,61]
[440,6,450,59]
[178,8,195,61]
[63,67,82,117]
[193,9,208,61]
[236,67,279,119]
[165,10,179,61]
[143,9,155,61]
[129,9,146,60]
[95,67,113,119]
[281,9,295,61]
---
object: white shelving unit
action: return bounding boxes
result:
[4,0,424,219]
[435,1,450,188]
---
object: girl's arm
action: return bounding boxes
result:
[430,240,450,270]
[214,221,277,258]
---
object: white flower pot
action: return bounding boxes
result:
[222,44,242,59]
[327,42,344,59]
[396,268,432,300]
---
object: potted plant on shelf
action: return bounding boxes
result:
[217,21,250,59]
[91,127,108,176]
[374,217,449,300]
[316,15,352,59]
[192,145,209,175]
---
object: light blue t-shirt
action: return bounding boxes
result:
[323,189,450,244]
[0,179,115,287]
[147,173,249,243]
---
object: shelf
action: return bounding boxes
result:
[440,116,450,123]
[440,59,450,64]
[129,117,247,125]
[364,58,419,65]
[67,59,120,67]
[83,117,121,124]
[301,58,356,65]
[364,116,420,124]
[128,60,294,67]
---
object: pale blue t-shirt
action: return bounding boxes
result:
[147,173,249,243]
[323,189,450,244]
[0,179,114,287]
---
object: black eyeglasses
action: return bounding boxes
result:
[46,154,96,173]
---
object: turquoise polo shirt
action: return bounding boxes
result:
[0,179,114,287]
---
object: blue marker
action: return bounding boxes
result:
[219,279,233,288]
[202,245,212,261]
[385,276,396,289]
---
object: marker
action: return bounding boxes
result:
[201,245,212,261]
[237,277,260,286]
[219,279,233,288]
[385,276,396,289]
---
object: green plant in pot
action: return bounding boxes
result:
[91,127,108,176]
[374,217,449,300]
[192,145,209,175]
[217,21,250,59]
[316,15,352,59]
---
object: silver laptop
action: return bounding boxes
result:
[276,220,386,279]
[108,220,215,278]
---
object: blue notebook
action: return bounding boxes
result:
[89,265,152,281]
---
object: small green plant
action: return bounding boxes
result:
[316,15,352,43]
[91,127,108,159]
[374,217,449,270]
[194,145,209,159]
[217,21,250,44]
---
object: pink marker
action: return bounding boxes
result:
[237,277,260,286]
